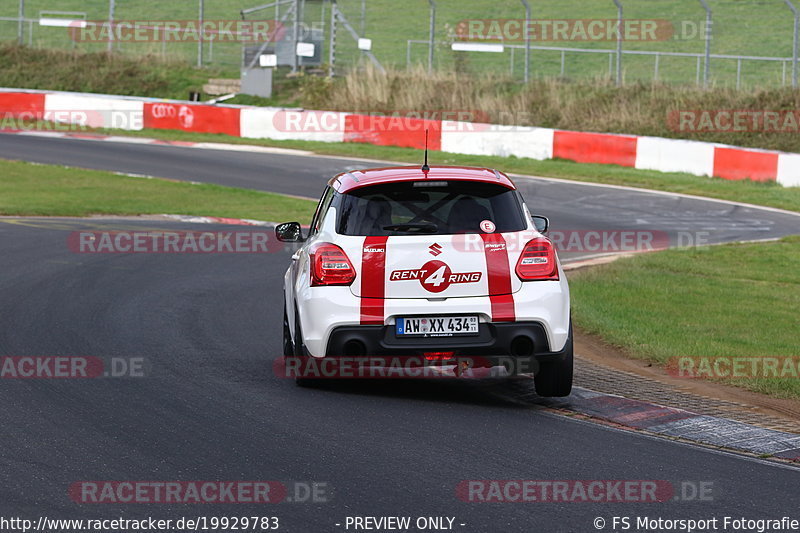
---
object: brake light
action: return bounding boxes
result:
[310,243,356,286]
[424,351,455,361]
[515,238,559,281]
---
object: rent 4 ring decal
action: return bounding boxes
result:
[389,260,482,293]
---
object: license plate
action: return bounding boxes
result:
[396,316,479,337]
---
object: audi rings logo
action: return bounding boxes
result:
[151,104,177,119]
[151,104,195,129]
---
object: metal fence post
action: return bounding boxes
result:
[292,0,299,72]
[17,0,24,45]
[107,0,115,53]
[427,0,436,73]
[520,0,530,82]
[361,0,366,36]
[329,1,337,77]
[197,0,204,67]
[654,52,660,81]
[784,0,799,87]
[613,0,623,86]
[736,58,742,89]
[698,0,711,87]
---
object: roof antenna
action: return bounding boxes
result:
[421,129,430,172]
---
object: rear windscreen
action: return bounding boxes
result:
[334,181,527,236]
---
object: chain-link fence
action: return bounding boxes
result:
[384,0,800,88]
[1,0,799,88]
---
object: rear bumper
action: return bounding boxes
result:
[297,281,571,357]
[322,321,569,374]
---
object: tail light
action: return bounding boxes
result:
[515,238,559,281]
[310,243,356,286]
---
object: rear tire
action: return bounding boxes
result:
[534,323,573,397]
[293,307,323,388]
[282,302,293,357]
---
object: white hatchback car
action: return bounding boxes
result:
[276,165,572,396]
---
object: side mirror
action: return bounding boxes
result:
[532,215,549,234]
[275,222,305,242]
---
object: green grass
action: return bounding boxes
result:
[569,236,800,399]
[82,125,800,213]
[0,159,314,222]
[0,43,227,100]
[0,43,306,105]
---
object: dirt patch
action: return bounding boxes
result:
[574,328,800,432]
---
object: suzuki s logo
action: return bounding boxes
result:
[389,260,481,293]
[363,246,385,253]
[429,243,443,256]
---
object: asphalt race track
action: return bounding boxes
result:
[0,133,799,531]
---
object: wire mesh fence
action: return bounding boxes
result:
[0,0,798,88]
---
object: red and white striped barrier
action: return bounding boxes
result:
[45,93,144,130]
[440,123,554,160]
[0,88,797,187]
[0,91,45,115]
[241,108,346,143]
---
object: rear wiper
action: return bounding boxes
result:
[382,223,438,233]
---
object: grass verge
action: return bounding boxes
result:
[0,159,314,222]
[0,44,300,106]
[569,236,800,399]
[86,126,800,213]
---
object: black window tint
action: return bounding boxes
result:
[334,181,526,236]
[309,187,335,235]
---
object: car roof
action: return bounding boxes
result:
[328,166,517,193]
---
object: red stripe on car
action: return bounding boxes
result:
[481,233,516,322]
[360,236,389,325]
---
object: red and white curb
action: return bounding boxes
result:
[544,387,800,461]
